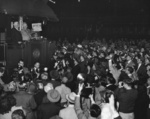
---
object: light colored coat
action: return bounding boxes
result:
[59,105,78,119]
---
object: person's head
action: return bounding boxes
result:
[7,95,16,107]
[34,62,40,69]
[103,90,114,103]
[0,97,12,114]
[44,83,53,93]
[0,67,4,77]
[7,81,17,92]
[61,76,68,84]
[147,78,150,86]
[53,54,57,60]
[11,109,25,119]
[136,54,143,64]
[90,104,101,118]
[28,83,37,94]
[50,70,60,80]
[62,47,67,54]
[107,52,114,60]
[77,73,86,84]
[147,64,150,77]
[66,92,76,105]
[13,22,19,30]
[47,89,60,103]
[145,57,150,65]
[125,66,134,75]
[126,55,132,61]
[141,47,145,52]
[67,67,72,72]
[123,78,133,89]
[73,58,79,65]
[18,60,24,67]
[24,73,32,81]
[80,55,85,62]
[22,22,28,30]
[107,75,116,85]
[18,83,27,91]
[41,72,48,80]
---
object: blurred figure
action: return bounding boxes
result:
[31,62,41,80]
[59,92,78,119]
[13,83,37,119]
[0,68,5,86]
[21,22,31,41]
[0,95,23,119]
[11,21,22,44]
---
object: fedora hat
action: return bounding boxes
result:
[47,89,60,103]
[66,92,76,103]
[50,70,60,80]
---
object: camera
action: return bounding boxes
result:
[81,87,93,98]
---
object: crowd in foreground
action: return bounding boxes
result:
[0,38,150,119]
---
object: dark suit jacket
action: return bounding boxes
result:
[11,28,22,43]
[137,63,148,81]
[13,91,37,119]
[37,102,62,119]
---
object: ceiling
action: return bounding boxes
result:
[48,0,150,18]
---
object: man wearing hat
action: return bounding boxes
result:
[55,76,71,106]
[50,70,61,88]
[59,92,78,119]
[37,89,62,119]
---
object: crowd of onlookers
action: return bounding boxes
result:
[0,38,150,119]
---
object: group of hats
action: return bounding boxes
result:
[47,89,76,103]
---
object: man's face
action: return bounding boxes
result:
[14,22,19,29]
[23,23,27,29]
[18,61,24,67]
[53,55,57,60]
[127,56,131,61]
[35,62,40,68]
[137,58,141,64]
[125,68,130,74]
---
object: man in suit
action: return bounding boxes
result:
[13,60,30,82]
[59,92,78,119]
[11,21,23,44]
[125,54,135,68]
[136,55,148,82]
[13,83,37,119]
[37,89,62,119]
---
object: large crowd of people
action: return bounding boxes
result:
[0,36,150,119]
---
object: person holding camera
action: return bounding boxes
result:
[115,78,138,119]
[75,83,101,119]
[101,91,122,119]
[74,83,121,119]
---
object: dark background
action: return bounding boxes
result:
[0,0,150,40]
